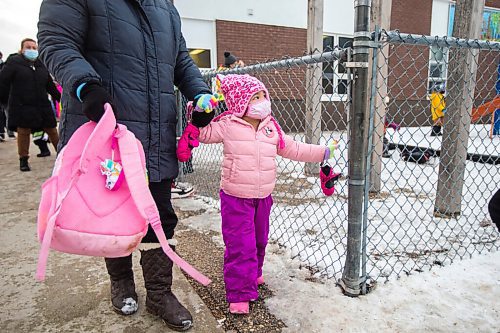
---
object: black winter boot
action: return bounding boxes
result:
[430,125,442,137]
[104,255,138,315]
[35,139,51,157]
[140,247,193,331]
[382,136,392,158]
[19,156,31,172]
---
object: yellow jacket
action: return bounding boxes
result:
[430,92,446,121]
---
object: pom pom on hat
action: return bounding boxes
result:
[224,51,238,67]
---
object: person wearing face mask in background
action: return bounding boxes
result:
[0,38,60,171]
[178,74,340,314]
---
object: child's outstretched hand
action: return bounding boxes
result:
[194,93,220,113]
[324,140,339,161]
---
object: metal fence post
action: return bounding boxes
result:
[340,0,372,297]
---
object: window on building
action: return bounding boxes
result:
[428,45,448,93]
[322,35,353,101]
[189,49,212,69]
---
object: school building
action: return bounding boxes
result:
[175,0,500,128]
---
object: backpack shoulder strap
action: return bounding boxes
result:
[36,169,82,281]
[117,126,211,286]
[79,103,116,173]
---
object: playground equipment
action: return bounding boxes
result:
[470,96,500,138]
[470,63,500,138]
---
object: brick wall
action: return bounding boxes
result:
[211,2,497,129]
[486,0,500,8]
[383,0,433,126]
[390,0,433,34]
[215,20,307,66]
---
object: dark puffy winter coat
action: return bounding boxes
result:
[37,0,211,182]
[0,54,60,130]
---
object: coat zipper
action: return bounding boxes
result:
[133,1,164,178]
[255,123,261,198]
[131,1,153,171]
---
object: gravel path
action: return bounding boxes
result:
[175,207,286,333]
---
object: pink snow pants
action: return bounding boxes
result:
[220,190,273,303]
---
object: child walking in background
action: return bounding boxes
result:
[429,85,446,136]
[180,74,338,314]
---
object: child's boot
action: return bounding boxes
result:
[382,137,391,158]
[257,276,265,285]
[140,246,193,331]
[430,125,442,137]
[229,302,249,314]
[104,255,138,315]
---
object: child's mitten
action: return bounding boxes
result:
[324,140,339,161]
[193,93,219,113]
[320,164,341,196]
[176,123,200,162]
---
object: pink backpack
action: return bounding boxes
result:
[36,104,210,286]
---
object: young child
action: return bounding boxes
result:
[180,74,338,314]
[429,85,446,136]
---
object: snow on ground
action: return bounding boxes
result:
[181,125,500,283]
[175,197,500,333]
[264,245,500,333]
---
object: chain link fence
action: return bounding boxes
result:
[176,30,500,288]
[177,50,351,279]
[365,31,500,284]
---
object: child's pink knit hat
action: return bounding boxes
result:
[214,74,285,149]
[217,74,270,118]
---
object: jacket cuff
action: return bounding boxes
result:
[71,75,101,99]
[76,83,86,102]
[323,148,330,161]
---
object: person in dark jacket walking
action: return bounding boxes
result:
[38,1,216,331]
[0,39,60,171]
[488,189,500,232]
[0,50,5,142]
[0,51,18,141]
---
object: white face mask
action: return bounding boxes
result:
[246,99,272,119]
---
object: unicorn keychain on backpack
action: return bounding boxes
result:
[100,137,125,191]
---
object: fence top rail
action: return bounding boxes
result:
[382,30,500,50]
[201,49,346,78]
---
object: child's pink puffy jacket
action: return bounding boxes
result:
[199,115,325,199]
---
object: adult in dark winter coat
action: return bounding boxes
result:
[38,0,216,330]
[0,50,5,141]
[0,51,17,141]
[488,189,500,232]
[0,39,60,171]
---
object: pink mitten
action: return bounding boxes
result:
[320,164,341,196]
[177,123,200,162]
